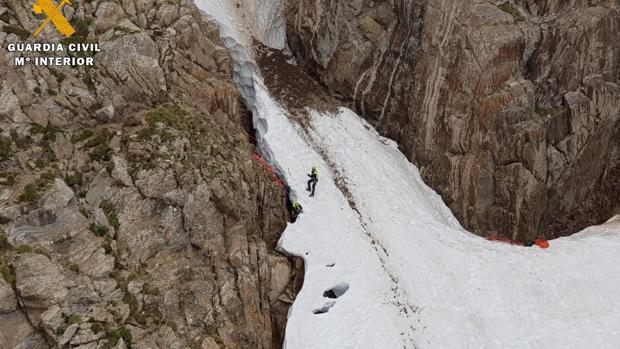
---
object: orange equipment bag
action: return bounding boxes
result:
[486,235,550,249]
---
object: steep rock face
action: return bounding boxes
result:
[0,0,299,348]
[284,0,619,240]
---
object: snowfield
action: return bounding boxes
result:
[196,1,620,348]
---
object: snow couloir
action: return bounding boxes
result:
[195,1,620,348]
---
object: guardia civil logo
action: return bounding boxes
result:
[6,0,100,67]
[32,0,76,37]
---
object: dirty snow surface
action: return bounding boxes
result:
[196,1,620,348]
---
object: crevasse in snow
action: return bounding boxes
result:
[195,2,620,348]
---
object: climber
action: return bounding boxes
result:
[291,201,303,222]
[306,166,318,197]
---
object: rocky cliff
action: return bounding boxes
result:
[0,0,301,348]
[284,0,620,240]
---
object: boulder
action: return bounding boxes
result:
[41,178,74,212]
[95,1,125,34]
[0,278,17,313]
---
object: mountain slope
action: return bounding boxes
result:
[196,2,620,348]
[283,0,620,241]
[0,0,298,347]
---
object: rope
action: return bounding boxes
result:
[251,150,285,190]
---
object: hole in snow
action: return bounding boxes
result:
[326,262,335,267]
[312,301,335,315]
[323,282,350,299]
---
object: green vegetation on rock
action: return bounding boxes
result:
[143,283,160,296]
[103,237,114,255]
[82,75,97,90]
[132,104,243,183]
[69,264,80,273]
[99,199,120,231]
[71,130,94,143]
[65,171,84,187]
[165,320,177,331]
[2,25,29,40]
[124,290,146,324]
[18,184,40,202]
[89,144,111,162]
[104,326,132,348]
[0,263,16,286]
[67,314,83,325]
[14,245,33,254]
[0,139,12,160]
[34,158,48,169]
[86,130,111,162]
[0,232,8,248]
[90,322,103,334]
[30,124,62,143]
[56,325,67,336]
[534,106,563,123]
[19,170,57,202]
[146,105,186,128]
[6,175,16,186]
[535,107,561,117]
[14,245,50,257]
[498,2,520,19]
[89,223,108,237]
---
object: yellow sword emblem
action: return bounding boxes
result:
[33,0,75,37]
